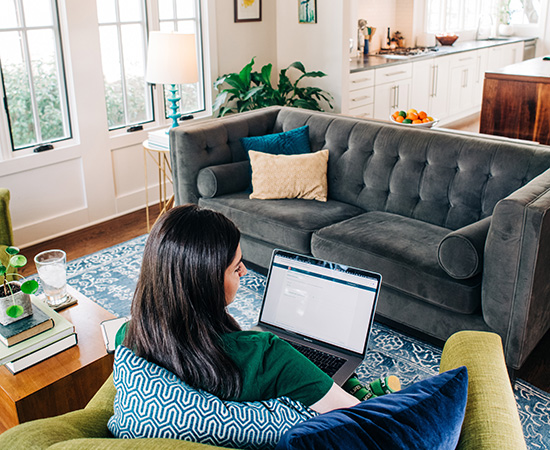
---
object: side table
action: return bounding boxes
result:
[143,139,174,232]
[0,288,115,432]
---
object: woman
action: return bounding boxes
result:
[122,204,371,413]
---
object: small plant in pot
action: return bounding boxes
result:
[0,246,39,325]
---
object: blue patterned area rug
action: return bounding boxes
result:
[56,234,549,449]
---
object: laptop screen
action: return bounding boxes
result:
[259,250,381,355]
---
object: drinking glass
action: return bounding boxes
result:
[34,249,68,307]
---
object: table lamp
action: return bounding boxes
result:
[145,31,199,130]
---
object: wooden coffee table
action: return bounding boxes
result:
[0,288,115,432]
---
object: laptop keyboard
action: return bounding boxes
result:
[286,340,346,377]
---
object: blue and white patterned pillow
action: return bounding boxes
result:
[108,346,317,450]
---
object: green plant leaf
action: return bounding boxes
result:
[5,246,19,255]
[0,265,5,276]
[259,64,273,86]
[6,304,24,318]
[212,90,229,111]
[21,279,39,294]
[287,61,306,73]
[9,255,27,268]
[243,86,264,101]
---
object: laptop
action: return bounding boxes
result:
[253,249,381,386]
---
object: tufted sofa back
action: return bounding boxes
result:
[274,108,550,230]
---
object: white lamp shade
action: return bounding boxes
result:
[145,32,199,85]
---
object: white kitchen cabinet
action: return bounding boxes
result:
[472,48,489,109]
[487,42,524,71]
[373,63,412,120]
[348,71,375,119]
[448,52,476,116]
[411,55,450,121]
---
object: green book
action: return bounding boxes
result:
[0,296,74,366]
[0,303,54,347]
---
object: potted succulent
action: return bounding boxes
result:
[0,246,39,325]
[213,58,334,117]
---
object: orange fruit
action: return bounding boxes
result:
[395,115,405,123]
[407,108,417,115]
[422,118,430,123]
[418,111,427,120]
[392,111,399,119]
[407,112,419,121]
[412,119,423,124]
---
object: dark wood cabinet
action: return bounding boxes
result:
[480,57,550,145]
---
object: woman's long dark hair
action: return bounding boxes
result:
[124,204,243,399]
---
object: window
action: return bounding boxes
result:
[96,0,205,131]
[97,0,152,130]
[0,0,71,151]
[157,0,205,118]
[507,0,542,25]
[426,0,497,33]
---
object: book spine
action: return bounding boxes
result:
[6,333,78,374]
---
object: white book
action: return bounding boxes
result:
[5,333,78,374]
[147,129,170,148]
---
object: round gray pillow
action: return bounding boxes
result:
[437,217,491,280]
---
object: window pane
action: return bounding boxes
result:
[121,23,149,124]
[176,0,195,18]
[1,31,37,148]
[446,1,460,31]
[463,0,478,30]
[97,0,116,23]
[22,0,53,27]
[159,21,175,32]
[426,0,442,33]
[27,29,64,141]
[99,25,125,128]
[177,20,195,33]
[0,0,18,28]
[119,0,142,22]
[158,0,173,20]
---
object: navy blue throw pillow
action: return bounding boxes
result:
[275,366,468,450]
[240,125,311,156]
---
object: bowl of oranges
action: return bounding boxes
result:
[390,109,438,128]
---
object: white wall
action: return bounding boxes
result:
[276,0,347,113]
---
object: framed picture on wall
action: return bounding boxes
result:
[234,0,262,23]
[299,0,317,23]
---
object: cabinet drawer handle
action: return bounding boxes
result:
[459,57,473,62]
[352,95,371,101]
[352,78,371,83]
[385,70,407,77]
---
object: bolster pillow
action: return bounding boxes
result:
[197,161,251,198]
[438,216,491,280]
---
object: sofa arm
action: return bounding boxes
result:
[170,106,281,205]
[482,168,550,369]
[197,161,251,198]
[439,331,526,450]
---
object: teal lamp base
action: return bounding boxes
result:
[166,84,181,133]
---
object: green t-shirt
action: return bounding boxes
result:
[115,324,332,407]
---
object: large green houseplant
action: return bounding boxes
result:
[213,58,334,117]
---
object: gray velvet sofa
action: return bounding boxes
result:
[170,106,550,370]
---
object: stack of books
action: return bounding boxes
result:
[147,129,170,149]
[0,297,76,374]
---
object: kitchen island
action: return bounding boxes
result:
[480,57,550,145]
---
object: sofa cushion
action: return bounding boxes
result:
[311,211,481,314]
[108,346,317,450]
[275,366,468,450]
[240,125,311,156]
[249,150,329,202]
[438,216,491,280]
[199,193,364,255]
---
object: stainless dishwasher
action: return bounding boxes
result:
[523,38,537,60]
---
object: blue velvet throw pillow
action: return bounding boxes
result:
[240,125,311,156]
[275,366,468,450]
[108,346,317,450]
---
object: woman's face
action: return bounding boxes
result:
[224,244,247,305]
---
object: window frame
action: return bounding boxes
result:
[0,0,73,154]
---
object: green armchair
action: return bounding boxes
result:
[0,331,526,450]
[0,188,15,281]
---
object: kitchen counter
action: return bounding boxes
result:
[350,37,533,73]
[480,56,550,144]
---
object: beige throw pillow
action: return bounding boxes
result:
[249,149,329,202]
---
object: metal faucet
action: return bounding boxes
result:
[476,14,493,40]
